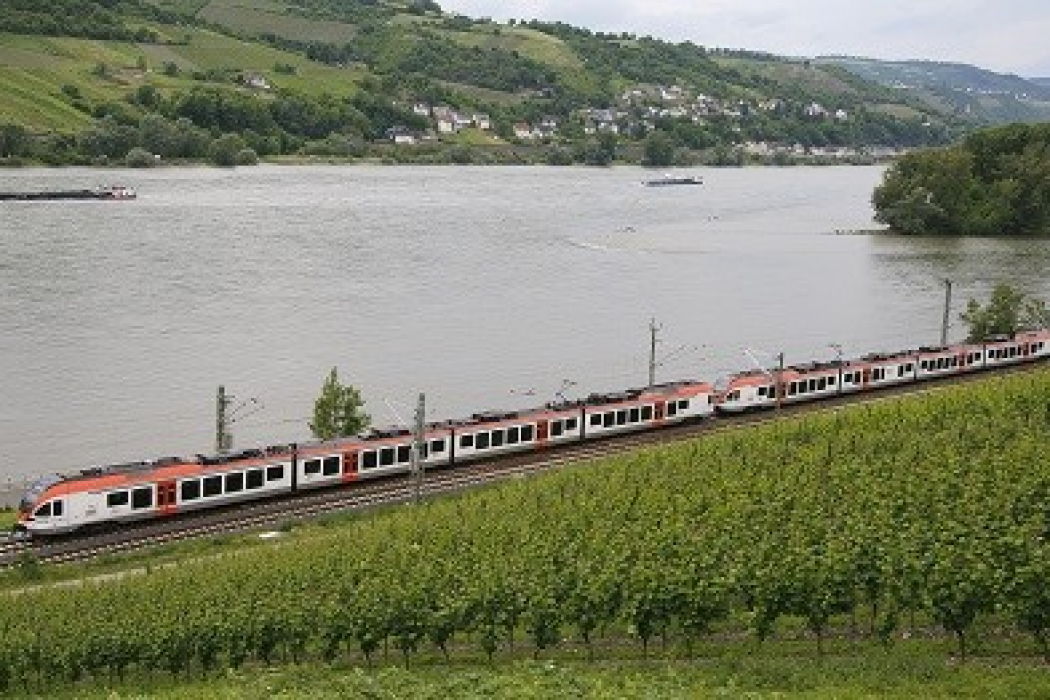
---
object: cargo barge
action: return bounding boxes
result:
[0,186,136,201]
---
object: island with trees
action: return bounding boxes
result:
[873,123,1050,235]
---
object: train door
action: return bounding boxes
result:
[654,401,665,424]
[157,480,177,515]
[861,368,871,388]
[535,420,549,447]
[343,451,359,482]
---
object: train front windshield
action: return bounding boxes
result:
[18,475,62,515]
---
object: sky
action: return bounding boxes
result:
[436,1,1050,78]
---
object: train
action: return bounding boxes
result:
[14,328,1050,537]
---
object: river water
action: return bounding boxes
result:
[1,164,1048,496]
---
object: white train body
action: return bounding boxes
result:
[16,381,714,536]
[716,329,1050,414]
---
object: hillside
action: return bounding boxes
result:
[817,56,1050,124]
[0,0,999,166]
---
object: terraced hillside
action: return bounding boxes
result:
[0,0,972,164]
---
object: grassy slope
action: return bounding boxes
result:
[6,371,1050,699]
[197,0,361,44]
[0,26,363,132]
[26,655,1050,699]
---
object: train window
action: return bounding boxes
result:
[430,439,446,454]
[181,480,201,501]
[323,456,341,476]
[589,414,602,427]
[492,430,505,447]
[380,447,395,467]
[828,376,837,385]
[629,407,641,422]
[304,459,321,475]
[460,434,474,449]
[566,418,577,431]
[603,412,614,428]
[817,378,826,391]
[679,400,689,410]
[616,410,627,425]
[810,378,819,391]
[361,452,377,469]
[397,445,411,463]
[267,465,286,481]
[642,406,653,420]
[769,385,778,399]
[132,487,152,509]
[788,382,797,395]
[507,427,520,444]
[35,502,51,518]
[203,476,222,497]
[476,433,490,450]
[107,491,129,508]
[666,403,678,417]
[225,472,244,493]
[551,421,563,437]
[521,425,535,441]
[53,500,63,517]
[757,387,767,397]
[247,469,264,489]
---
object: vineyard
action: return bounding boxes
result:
[3,370,1050,693]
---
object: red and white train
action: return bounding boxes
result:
[15,329,1050,537]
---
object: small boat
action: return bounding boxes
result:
[0,185,136,201]
[643,174,703,187]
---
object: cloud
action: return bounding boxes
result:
[439,0,1050,75]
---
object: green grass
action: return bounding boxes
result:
[714,56,862,97]
[196,0,361,44]
[443,25,584,70]
[19,649,1050,699]
[0,509,15,529]
[0,69,97,130]
[0,27,364,131]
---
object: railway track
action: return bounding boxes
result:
[2,360,1045,571]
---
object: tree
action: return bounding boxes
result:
[960,284,1050,342]
[310,367,370,440]
[208,132,247,166]
[642,130,676,167]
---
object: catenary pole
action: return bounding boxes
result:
[941,279,953,346]
[411,392,426,504]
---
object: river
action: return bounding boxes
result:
[1,164,1048,498]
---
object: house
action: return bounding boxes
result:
[472,114,492,130]
[412,103,432,117]
[241,73,271,90]
[513,123,537,140]
[805,102,828,118]
[386,126,418,145]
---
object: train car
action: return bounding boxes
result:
[716,362,843,414]
[581,380,715,436]
[14,448,295,536]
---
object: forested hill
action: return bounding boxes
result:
[817,56,1050,124]
[0,0,1000,165]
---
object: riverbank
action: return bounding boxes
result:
[0,142,896,169]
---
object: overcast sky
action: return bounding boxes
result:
[437,1,1050,77]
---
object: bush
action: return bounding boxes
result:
[125,147,156,167]
[234,148,259,166]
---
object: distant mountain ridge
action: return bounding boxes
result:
[816,56,1050,123]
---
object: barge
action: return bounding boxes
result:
[0,186,136,201]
